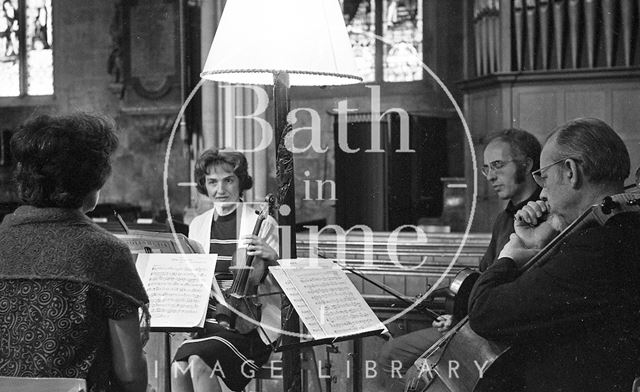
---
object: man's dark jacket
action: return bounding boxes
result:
[469,211,640,392]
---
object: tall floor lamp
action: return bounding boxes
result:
[200,0,362,390]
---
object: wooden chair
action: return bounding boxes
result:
[0,377,86,392]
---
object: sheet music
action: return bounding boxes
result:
[117,232,201,254]
[136,254,217,329]
[270,268,326,339]
[271,258,386,341]
[121,237,178,254]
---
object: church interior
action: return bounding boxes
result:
[1,0,640,391]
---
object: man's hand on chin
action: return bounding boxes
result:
[513,200,560,249]
[498,233,540,268]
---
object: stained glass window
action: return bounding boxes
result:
[26,0,53,95]
[342,0,423,83]
[0,0,52,97]
[0,0,20,96]
[343,0,376,83]
[382,0,423,82]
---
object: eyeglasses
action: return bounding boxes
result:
[531,157,580,187]
[481,159,519,178]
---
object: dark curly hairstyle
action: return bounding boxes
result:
[194,149,253,196]
[11,113,119,208]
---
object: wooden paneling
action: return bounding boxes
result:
[565,90,607,121]
[465,89,505,232]
[486,93,502,133]
[612,88,640,177]
[462,70,640,231]
[612,89,640,140]
[468,90,503,138]
[515,90,560,139]
[470,95,488,134]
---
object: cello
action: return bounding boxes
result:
[214,200,274,334]
[404,191,640,392]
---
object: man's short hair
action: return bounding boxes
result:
[548,118,630,184]
[485,128,542,172]
[11,113,118,208]
[194,149,253,196]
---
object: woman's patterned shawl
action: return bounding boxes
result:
[0,206,149,389]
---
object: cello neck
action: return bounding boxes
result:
[521,192,640,272]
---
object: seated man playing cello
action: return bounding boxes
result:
[172,149,280,392]
[468,118,640,391]
[378,129,541,391]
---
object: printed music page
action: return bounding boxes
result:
[270,258,386,341]
[118,232,203,254]
[136,254,217,329]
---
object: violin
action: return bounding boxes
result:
[404,191,640,392]
[215,201,272,334]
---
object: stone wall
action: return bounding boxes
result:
[0,0,191,221]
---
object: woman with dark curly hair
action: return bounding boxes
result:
[0,113,149,392]
[172,149,280,392]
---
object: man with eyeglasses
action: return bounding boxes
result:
[468,118,640,391]
[376,129,541,391]
[478,129,542,272]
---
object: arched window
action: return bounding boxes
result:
[0,0,53,97]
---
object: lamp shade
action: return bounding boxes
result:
[201,0,362,86]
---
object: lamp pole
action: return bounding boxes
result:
[273,71,297,259]
[200,3,362,390]
[273,71,302,392]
